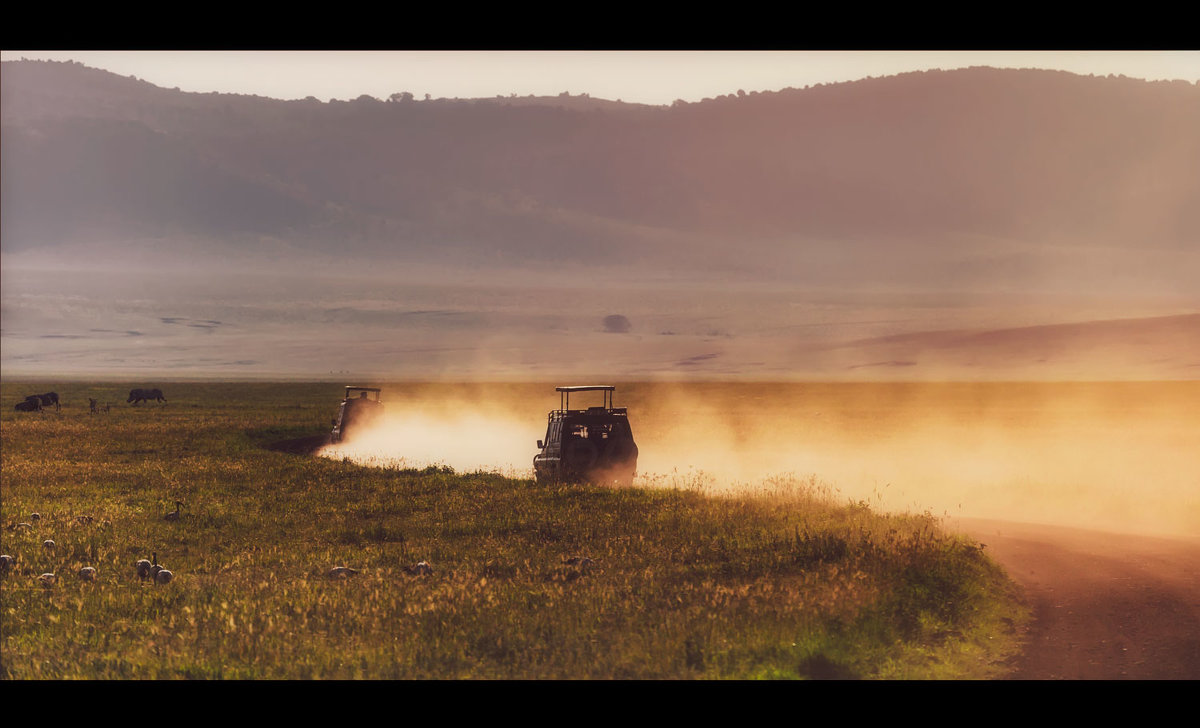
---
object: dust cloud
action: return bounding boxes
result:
[317,382,1200,540]
[319,408,536,476]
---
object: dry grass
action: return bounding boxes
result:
[0,381,1026,679]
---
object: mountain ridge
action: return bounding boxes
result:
[3,60,1198,293]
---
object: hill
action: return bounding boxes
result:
[4,60,1198,292]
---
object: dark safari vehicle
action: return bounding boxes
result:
[533,386,638,486]
[330,386,384,444]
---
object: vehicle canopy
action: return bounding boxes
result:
[343,386,382,402]
[552,385,618,413]
[543,385,633,442]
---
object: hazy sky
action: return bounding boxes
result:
[4,51,1198,104]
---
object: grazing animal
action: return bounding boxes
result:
[0,554,15,573]
[79,567,97,582]
[403,561,433,576]
[135,558,154,581]
[127,388,166,405]
[148,552,165,582]
[30,513,41,521]
[164,501,184,522]
[14,398,41,412]
[38,573,57,588]
[35,392,60,410]
[89,398,98,414]
[154,568,174,585]
[42,539,55,550]
[327,566,359,579]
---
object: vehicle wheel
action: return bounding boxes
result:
[564,439,599,470]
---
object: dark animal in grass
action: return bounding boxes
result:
[136,553,156,581]
[35,392,60,410]
[127,388,166,405]
[79,567,97,582]
[327,566,359,579]
[164,501,184,522]
[148,553,171,584]
[14,398,41,412]
[402,561,433,576]
[0,555,15,573]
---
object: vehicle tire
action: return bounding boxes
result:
[564,439,599,471]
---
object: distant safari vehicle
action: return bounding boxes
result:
[533,386,638,486]
[330,386,384,444]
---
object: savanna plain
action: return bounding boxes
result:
[3,379,1196,679]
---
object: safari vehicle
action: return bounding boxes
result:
[533,386,638,485]
[330,386,384,444]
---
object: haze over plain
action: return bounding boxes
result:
[3,57,1197,381]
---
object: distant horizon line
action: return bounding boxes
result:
[5,51,1198,106]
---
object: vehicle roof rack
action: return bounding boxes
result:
[555,385,617,411]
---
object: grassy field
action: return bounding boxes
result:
[0,381,1027,679]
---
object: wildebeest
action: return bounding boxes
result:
[127,388,166,405]
[35,392,60,410]
[14,396,41,412]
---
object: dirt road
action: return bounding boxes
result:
[952,518,1200,679]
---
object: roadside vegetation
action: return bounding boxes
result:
[1,381,1026,679]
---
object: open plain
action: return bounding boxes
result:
[3,379,1197,679]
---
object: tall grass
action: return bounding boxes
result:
[1,382,1025,679]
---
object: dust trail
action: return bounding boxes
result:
[630,381,1200,539]
[316,382,1200,539]
[319,408,536,476]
